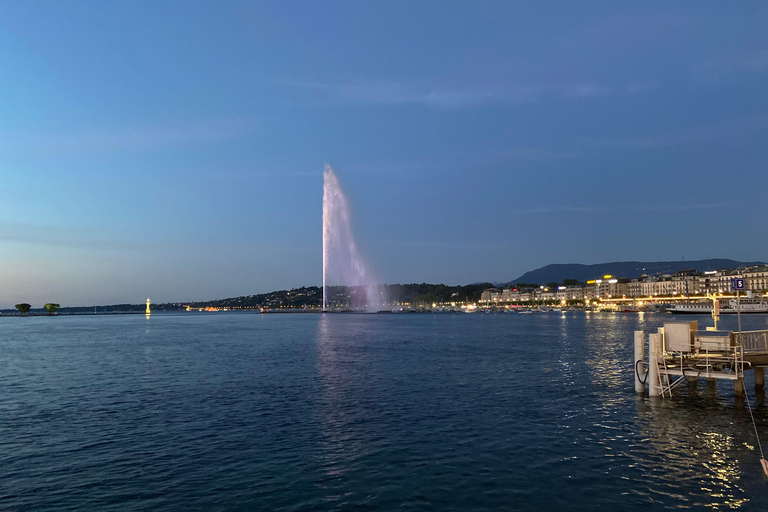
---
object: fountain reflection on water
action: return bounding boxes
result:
[322,164,386,311]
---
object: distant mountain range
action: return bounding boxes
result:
[505,259,765,286]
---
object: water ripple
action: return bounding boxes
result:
[2,313,768,510]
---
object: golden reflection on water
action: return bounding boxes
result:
[584,313,630,390]
[583,312,666,391]
[636,398,749,509]
[555,313,575,386]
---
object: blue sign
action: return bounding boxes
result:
[731,278,746,290]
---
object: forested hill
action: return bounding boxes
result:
[506,259,764,286]
[186,283,493,309]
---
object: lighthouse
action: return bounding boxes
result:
[146,298,151,315]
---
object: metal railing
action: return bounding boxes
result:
[737,330,768,353]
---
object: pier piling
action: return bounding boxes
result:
[756,368,765,392]
[735,377,746,398]
[634,331,645,393]
[648,333,661,397]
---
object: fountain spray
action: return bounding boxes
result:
[322,164,384,311]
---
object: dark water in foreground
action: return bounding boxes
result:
[3,312,768,511]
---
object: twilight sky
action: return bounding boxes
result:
[1,1,767,307]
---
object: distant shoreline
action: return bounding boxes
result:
[0,311,151,317]
[0,309,324,317]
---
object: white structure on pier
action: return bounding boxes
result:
[635,322,768,398]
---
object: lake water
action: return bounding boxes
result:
[3,311,768,511]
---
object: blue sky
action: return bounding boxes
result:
[1,1,767,307]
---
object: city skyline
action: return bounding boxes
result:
[2,2,767,308]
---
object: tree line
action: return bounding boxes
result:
[185,283,495,309]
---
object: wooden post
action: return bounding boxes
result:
[756,367,765,392]
[634,331,645,393]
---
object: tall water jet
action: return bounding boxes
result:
[322,164,384,311]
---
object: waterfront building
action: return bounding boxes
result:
[641,275,676,297]
[482,287,538,303]
[627,277,644,298]
[584,281,597,299]
[586,276,629,299]
[564,285,587,300]
[482,263,764,305]
[480,288,502,303]
[744,265,768,292]
[551,285,586,301]
[539,289,556,301]
[636,271,697,297]
[669,268,703,296]
[700,268,742,294]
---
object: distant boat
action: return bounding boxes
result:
[668,298,768,314]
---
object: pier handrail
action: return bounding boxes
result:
[737,330,768,353]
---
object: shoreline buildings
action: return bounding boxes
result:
[480,265,768,304]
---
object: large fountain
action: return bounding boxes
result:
[322,164,384,311]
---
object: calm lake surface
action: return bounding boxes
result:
[3,311,768,511]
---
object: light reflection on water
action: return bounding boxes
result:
[633,398,748,509]
[315,315,371,479]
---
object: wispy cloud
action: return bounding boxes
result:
[625,79,661,94]
[503,203,726,216]
[380,239,513,250]
[279,78,622,109]
[625,202,728,212]
[0,223,134,251]
[346,162,450,174]
[590,133,691,149]
[562,84,612,98]
[493,147,581,161]
[742,49,768,71]
[0,119,255,155]
[507,206,600,216]
[335,146,580,180]
[282,79,538,109]
[695,47,768,74]
[587,114,768,148]
[0,221,300,253]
